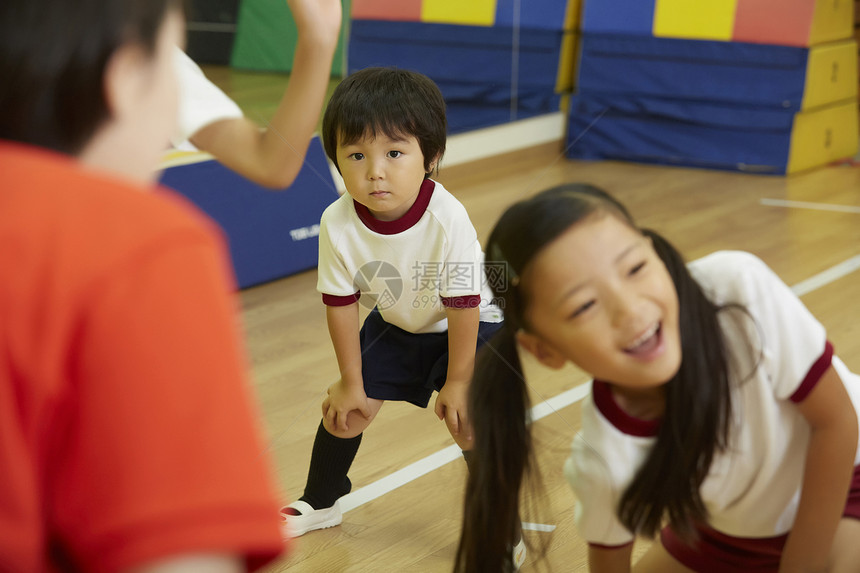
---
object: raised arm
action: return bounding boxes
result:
[190,0,341,188]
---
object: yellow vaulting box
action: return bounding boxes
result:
[421,0,495,26]
[788,99,860,173]
[651,0,854,46]
[653,0,738,41]
[802,40,859,108]
[556,0,583,93]
[806,0,855,45]
[733,0,854,46]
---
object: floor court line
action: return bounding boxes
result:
[760,198,860,214]
[337,253,860,517]
[791,254,860,297]
[340,382,593,514]
[523,522,557,533]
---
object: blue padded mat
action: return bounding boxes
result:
[581,0,655,34]
[445,96,562,133]
[566,93,794,174]
[578,34,808,109]
[495,0,571,30]
[349,20,566,132]
[437,80,562,110]
[349,21,563,88]
[159,137,339,288]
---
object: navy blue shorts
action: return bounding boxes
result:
[359,308,504,408]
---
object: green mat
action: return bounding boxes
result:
[231,0,350,75]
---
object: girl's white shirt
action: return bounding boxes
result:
[566,250,860,546]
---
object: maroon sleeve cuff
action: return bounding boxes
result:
[441,294,481,309]
[322,292,360,307]
[789,340,834,403]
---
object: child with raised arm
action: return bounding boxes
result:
[281,67,509,546]
[174,0,342,189]
[456,184,860,572]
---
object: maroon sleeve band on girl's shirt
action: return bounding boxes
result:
[322,291,360,307]
[790,340,834,403]
[441,294,481,309]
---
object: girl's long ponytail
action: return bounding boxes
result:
[454,325,532,573]
[617,229,733,540]
[454,183,640,570]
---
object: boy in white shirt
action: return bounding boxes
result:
[282,67,505,540]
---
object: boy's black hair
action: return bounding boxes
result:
[322,67,447,178]
[0,0,183,155]
[455,184,735,572]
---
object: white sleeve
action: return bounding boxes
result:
[696,251,830,401]
[565,435,635,547]
[170,47,244,151]
[439,200,483,299]
[316,204,359,299]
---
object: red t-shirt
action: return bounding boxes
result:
[0,142,285,572]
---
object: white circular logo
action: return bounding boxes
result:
[353,261,403,310]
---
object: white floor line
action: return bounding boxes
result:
[523,522,557,532]
[341,382,593,515]
[339,252,860,517]
[529,383,593,423]
[790,254,860,297]
[340,445,462,513]
[760,198,860,214]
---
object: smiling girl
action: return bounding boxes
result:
[455,184,860,573]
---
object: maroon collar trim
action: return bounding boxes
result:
[353,179,435,235]
[592,380,661,437]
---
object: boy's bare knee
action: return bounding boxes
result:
[322,400,383,439]
[322,416,366,439]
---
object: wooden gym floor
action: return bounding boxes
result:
[203,67,860,572]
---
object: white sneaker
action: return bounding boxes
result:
[512,536,527,571]
[280,500,343,538]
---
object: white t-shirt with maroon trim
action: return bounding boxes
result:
[316,179,503,334]
[170,48,244,151]
[565,250,860,547]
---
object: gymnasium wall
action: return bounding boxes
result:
[227,0,579,134]
[174,0,859,289]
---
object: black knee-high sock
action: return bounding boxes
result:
[299,420,362,510]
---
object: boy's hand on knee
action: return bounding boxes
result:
[323,380,371,432]
[435,381,472,442]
